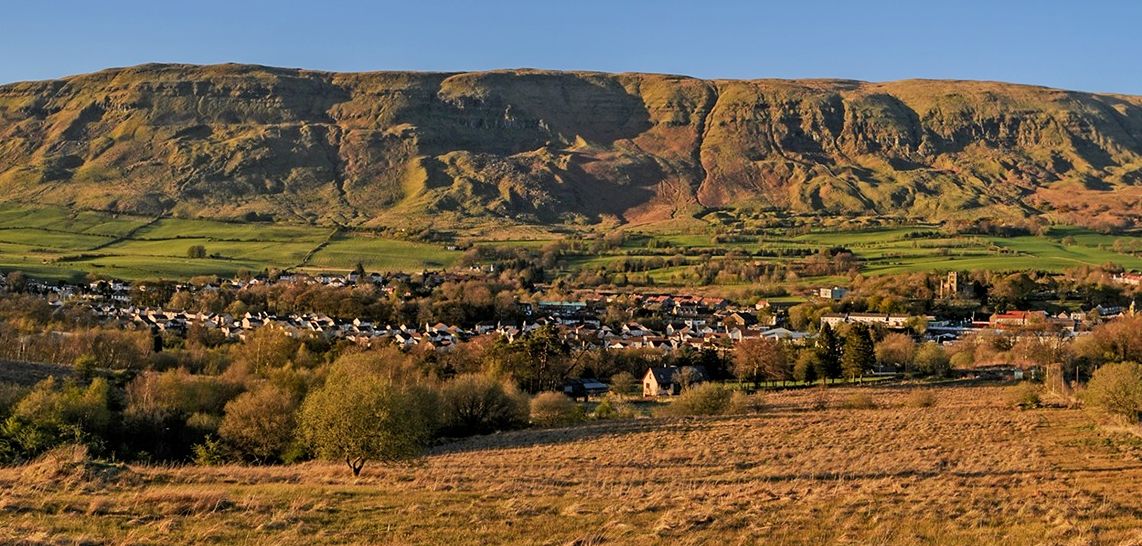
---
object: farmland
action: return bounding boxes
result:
[1,383,1139,545]
[0,204,1141,283]
[0,205,461,281]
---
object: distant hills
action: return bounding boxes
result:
[1,64,1140,230]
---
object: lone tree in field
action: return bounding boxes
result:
[186,245,207,259]
[299,357,438,476]
[842,324,876,381]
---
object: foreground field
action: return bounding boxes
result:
[2,384,1140,545]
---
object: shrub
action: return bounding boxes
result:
[6,377,114,458]
[439,374,529,436]
[726,391,765,414]
[529,392,581,426]
[192,436,231,466]
[591,394,636,420]
[906,389,937,408]
[1009,383,1042,409]
[837,393,878,410]
[661,383,733,417]
[218,384,300,463]
[1084,362,1142,422]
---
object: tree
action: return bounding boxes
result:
[875,333,917,373]
[793,349,820,383]
[5,271,27,293]
[733,338,790,388]
[913,342,951,377]
[1085,362,1142,423]
[218,384,299,463]
[299,358,438,476]
[816,323,843,382]
[842,325,876,381]
[187,245,207,259]
[234,327,299,375]
[491,325,570,393]
[609,372,637,398]
[1075,315,1142,366]
[672,366,702,392]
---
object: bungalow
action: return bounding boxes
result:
[643,365,709,397]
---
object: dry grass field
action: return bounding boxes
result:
[2,383,1141,545]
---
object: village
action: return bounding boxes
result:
[2,267,1139,381]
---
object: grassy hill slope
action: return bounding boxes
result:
[1,65,1141,230]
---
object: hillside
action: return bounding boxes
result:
[2,64,1141,229]
[2,384,1140,545]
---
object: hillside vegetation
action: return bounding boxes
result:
[1,65,1141,229]
[1,384,1140,545]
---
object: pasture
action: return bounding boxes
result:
[0,204,1140,283]
[0,383,1139,545]
[0,205,461,281]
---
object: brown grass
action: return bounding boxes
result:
[1,383,1140,545]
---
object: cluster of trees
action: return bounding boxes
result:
[0,346,542,474]
[731,323,951,388]
[947,314,1142,381]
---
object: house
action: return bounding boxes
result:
[989,310,1048,328]
[642,365,708,397]
[758,327,811,341]
[1112,272,1142,286]
[820,313,931,330]
[817,286,849,300]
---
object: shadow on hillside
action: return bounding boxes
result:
[709,464,1142,488]
[0,359,74,387]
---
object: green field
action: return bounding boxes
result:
[611,224,1142,285]
[0,205,462,281]
[0,204,1139,282]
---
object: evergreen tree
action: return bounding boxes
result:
[794,349,819,383]
[842,324,876,381]
[816,323,843,383]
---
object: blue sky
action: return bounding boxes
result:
[2,0,1141,94]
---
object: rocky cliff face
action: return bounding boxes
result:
[1,64,1140,227]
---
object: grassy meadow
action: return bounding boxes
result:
[0,204,1140,282]
[0,205,461,281]
[1,383,1139,545]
